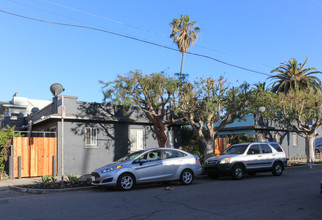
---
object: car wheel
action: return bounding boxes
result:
[272,162,283,176]
[180,169,194,185]
[315,149,320,154]
[117,173,135,191]
[231,165,244,180]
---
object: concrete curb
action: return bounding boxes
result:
[285,163,322,170]
[9,185,96,194]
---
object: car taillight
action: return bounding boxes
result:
[196,158,200,161]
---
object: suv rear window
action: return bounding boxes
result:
[270,143,283,152]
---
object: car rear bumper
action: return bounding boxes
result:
[195,167,203,176]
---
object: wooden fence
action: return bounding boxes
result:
[214,137,230,155]
[12,137,57,178]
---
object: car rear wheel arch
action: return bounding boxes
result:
[180,169,194,185]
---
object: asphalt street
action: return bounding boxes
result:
[0,167,321,220]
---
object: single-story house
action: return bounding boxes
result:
[216,114,307,158]
[11,95,181,176]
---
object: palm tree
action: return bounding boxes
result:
[170,15,200,84]
[254,81,270,92]
[269,57,321,93]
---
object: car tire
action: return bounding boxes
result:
[117,173,135,191]
[272,162,283,176]
[180,169,194,185]
[315,149,320,154]
[231,165,244,180]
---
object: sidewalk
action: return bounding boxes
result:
[0,177,43,191]
[0,176,94,193]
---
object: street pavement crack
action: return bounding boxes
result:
[117,209,164,220]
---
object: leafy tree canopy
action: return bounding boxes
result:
[269,57,321,93]
[252,87,322,162]
[179,77,252,157]
[100,70,181,148]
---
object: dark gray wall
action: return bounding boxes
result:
[60,120,160,175]
[25,95,178,175]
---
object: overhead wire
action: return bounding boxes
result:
[0,9,273,77]
[38,0,274,69]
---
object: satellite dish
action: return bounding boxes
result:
[50,83,65,96]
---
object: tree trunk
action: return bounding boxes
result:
[180,53,185,85]
[306,135,315,163]
[145,113,168,148]
[200,137,215,159]
[154,117,168,148]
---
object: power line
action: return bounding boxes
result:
[0,9,273,77]
[38,0,275,69]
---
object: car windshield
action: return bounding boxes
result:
[117,150,145,162]
[222,144,248,155]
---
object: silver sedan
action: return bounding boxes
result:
[91,148,202,190]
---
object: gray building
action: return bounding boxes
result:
[217,113,306,158]
[0,94,51,130]
[22,95,181,176]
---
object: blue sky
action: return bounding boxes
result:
[1,0,322,103]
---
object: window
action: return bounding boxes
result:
[164,150,186,159]
[129,129,144,152]
[260,144,272,154]
[270,143,283,152]
[293,134,298,147]
[138,150,161,162]
[223,144,248,155]
[247,145,260,155]
[85,127,98,147]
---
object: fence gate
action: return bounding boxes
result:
[12,136,57,178]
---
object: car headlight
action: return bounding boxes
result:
[102,165,122,173]
[219,158,231,164]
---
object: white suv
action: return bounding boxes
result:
[204,142,287,180]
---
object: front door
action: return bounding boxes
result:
[245,144,264,169]
[133,150,164,183]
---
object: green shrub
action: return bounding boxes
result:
[0,125,19,179]
[180,126,205,164]
[41,175,51,187]
[66,174,79,186]
[229,134,255,145]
